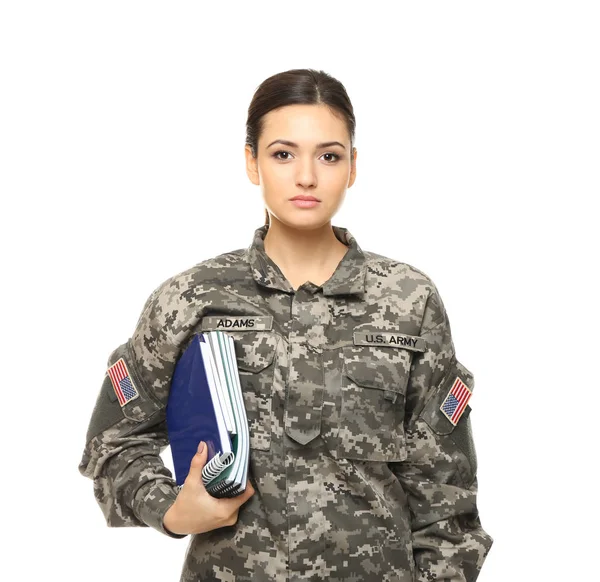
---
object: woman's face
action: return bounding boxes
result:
[245,103,356,230]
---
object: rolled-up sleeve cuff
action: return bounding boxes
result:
[133,480,188,539]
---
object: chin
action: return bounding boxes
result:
[274,211,332,231]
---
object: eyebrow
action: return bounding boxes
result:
[266,139,346,150]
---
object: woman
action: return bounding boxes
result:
[79,68,493,582]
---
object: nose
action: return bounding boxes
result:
[295,157,317,189]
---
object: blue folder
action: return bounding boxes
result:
[166,332,249,497]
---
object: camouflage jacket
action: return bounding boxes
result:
[78,223,493,582]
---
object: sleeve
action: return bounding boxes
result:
[78,282,188,539]
[388,284,493,581]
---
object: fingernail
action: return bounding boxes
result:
[198,441,205,454]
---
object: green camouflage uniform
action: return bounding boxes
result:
[79,223,493,581]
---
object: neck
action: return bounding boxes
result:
[263,218,348,274]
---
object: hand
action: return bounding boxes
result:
[163,441,255,535]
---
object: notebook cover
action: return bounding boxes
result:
[166,333,231,487]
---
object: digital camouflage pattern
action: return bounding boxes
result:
[78,223,493,581]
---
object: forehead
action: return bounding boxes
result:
[260,104,348,145]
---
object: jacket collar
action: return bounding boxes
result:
[245,223,367,296]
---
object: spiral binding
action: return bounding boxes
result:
[208,478,240,497]
[202,451,235,483]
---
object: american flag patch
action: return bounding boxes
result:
[107,358,139,407]
[440,376,472,426]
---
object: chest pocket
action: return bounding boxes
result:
[335,343,415,462]
[199,317,278,452]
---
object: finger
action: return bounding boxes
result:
[215,483,254,509]
[236,482,255,504]
[185,441,208,489]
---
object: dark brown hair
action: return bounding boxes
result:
[245,68,356,226]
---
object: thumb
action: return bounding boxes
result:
[185,441,208,489]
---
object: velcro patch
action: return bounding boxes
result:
[440,376,472,426]
[353,331,426,352]
[106,357,139,407]
[200,315,273,331]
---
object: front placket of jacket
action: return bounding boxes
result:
[284,284,326,445]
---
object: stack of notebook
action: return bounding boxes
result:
[166,331,250,498]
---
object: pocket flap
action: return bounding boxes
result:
[344,357,405,395]
[232,332,278,373]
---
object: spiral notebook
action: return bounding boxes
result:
[166,331,250,497]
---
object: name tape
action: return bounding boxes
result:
[200,315,273,331]
[353,331,426,352]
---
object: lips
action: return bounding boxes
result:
[290,196,319,202]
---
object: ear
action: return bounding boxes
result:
[348,147,357,188]
[245,145,260,185]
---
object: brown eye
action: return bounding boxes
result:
[322,153,341,163]
[273,151,291,160]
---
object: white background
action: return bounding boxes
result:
[2,2,598,581]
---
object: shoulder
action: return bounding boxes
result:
[362,249,449,323]
[165,248,247,286]
[138,248,248,312]
[363,249,439,293]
